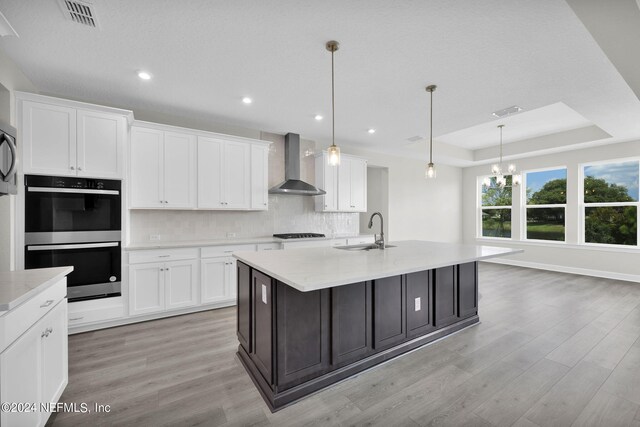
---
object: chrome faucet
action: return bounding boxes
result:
[367,212,385,249]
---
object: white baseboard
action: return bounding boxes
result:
[68,300,236,334]
[483,258,640,283]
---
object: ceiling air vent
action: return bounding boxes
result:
[57,0,100,28]
[491,105,523,119]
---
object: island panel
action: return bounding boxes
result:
[405,270,434,338]
[331,282,372,367]
[372,275,406,350]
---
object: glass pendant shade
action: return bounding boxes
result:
[508,163,517,174]
[491,163,501,175]
[482,176,492,187]
[425,162,436,179]
[512,173,522,186]
[327,144,340,166]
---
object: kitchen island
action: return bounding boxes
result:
[233,240,521,411]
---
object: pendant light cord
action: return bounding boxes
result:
[429,89,433,163]
[499,125,503,170]
[331,48,335,148]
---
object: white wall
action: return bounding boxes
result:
[462,140,640,281]
[0,48,37,271]
[336,145,463,243]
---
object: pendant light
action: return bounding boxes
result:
[326,40,341,166]
[425,85,437,179]
[483,124,521,188]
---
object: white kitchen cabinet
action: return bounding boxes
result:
[338,156,367,212]
[130,126,196,209]
[0,279,68,427]
[165,259,198,310]
[128,255,198,316]
[251,144,269,210]
[201,257,236,304]
[19,93,130,179]
[197,137,251,209]
[315,152,367,212]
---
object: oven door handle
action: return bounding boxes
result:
[27,242,120,251]
[27,187,120,195]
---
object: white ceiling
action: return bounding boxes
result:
[1,0,639,165]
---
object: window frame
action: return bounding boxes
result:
[579,157,640,249]
[522,166,568,243]
[477,175,512,240]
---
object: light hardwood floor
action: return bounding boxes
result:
[49,263,640,427]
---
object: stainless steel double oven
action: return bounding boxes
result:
[24,175,122,301]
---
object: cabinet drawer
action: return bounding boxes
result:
[201,244,256,258]
[128,248,199,264]
[68,297,125,327]
[0,278,66,353]
[347,236,375,246]
[256,243,281,251]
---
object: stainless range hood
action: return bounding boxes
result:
[269,133,326,196]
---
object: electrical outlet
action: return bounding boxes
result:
[149,234,161,241]
[227,232,237,238]
[415,297,421,311]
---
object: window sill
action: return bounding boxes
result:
[475,238,640,254]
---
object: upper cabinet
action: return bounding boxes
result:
[18,93,131,179]
[315,152,367,213]
[130,125,196,209]
[130,121,269,211]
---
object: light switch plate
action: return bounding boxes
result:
[415,297,421,311]
[262,284,267,304]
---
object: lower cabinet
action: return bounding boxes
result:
[372,276,406,349]
[332,282,372,367]
[129,259,198,316]
[237,262,252,353]
[201,256,237,304]
[433,266,458,328]
[251,270,274,384]
[458,262,478,319]
[1,299,68,427]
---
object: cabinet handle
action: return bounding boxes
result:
[165,268,170,271]
[69,316,84,321]
[78,167,83,171]
[70,166,75,170]
[40,299,54,308]
[223,250,233,253]
[47,327,53,334]
[41,330,48,338]
[263,202,267,206]
[158,255,170,258]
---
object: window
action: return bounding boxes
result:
[582,160,639,246]
[480,176,512,238]
[524,168,567,241]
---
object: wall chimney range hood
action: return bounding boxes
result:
[269,133,326,196]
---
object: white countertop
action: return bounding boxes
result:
[234,240,522,292]
[125,234,373,250]
[0,266,74,312]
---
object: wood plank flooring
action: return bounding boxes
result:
[48,264,640,426]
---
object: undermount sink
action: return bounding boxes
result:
[335,244,397,251]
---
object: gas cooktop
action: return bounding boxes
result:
[273,233,326,239]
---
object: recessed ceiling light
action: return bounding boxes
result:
[137,70,152,80]
[242,97,253,104]
[368,129,376,134]
[314,115,323,121]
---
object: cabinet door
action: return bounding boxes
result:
[350,158,367,212]
[458,262,478,319]
[165,259,198,310]
[197,136,224,208]
[129,263,165,315]
[276,284,330,390]
[224,141,251,209]
[0,320,42,427]
[22,100,76,176]
[337,157,352,211]
[433,266,458,328]
[201,257,230,304]
[252,271,274,384]
[40,300,68,414]
[331,281,372,367]
[373,275,406,349]
[406,270,434,338]
[76,109,124,179]
[130,127,164,208]
[250,144,269,210]
[315,154,338,212]
[237,262,252,353]
[226,258,237,298]
[164,131,196,208]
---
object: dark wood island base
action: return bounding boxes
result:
[236,261,479,412]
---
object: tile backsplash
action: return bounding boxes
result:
[129,195,360,243]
